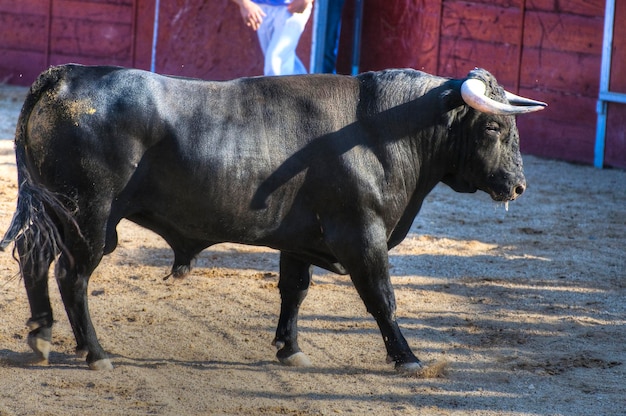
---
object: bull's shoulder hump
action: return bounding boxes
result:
[356,68,450,92]
[230,74,360,96]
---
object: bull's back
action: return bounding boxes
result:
[130,74,363,243]
[21,65,362,246]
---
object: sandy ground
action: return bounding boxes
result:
[0,84,624,416]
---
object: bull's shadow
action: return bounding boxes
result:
[250,80,464,210]
[119,243,550,280]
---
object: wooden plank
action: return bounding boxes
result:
[608,0,626,92]
[53,0,133,24]
[441,1,522,44]
[519,87,596,126]
[518,116,595,165]
[0,11,48,51]
[520,48,600,97]
[516,89,596,164]
[0,0,133,21]
[0,0,48,15]
[50,18,132,59]
[605,105,626,168]
[133,0,154,70]
[85,0,133,5]
[340,0,442,74]
[444,0,523,7]
[438,38,519,86]
[526,0,604,17]
[523,11,603,54]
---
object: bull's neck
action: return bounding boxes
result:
[359,79,466,190]
[357,80,468,248]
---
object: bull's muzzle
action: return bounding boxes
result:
[513,183,526,199]
[489,179,526,202]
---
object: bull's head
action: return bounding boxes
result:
[444,68,546,204]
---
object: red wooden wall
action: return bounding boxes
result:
[0,0,624,168]
[0,0,309,83]
[338,0,620,168]
[0,0,154,82]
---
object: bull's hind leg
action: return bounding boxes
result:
[52,209,114,370]
[17,235,55,365]
[55,249,112,370]
[272,252,313,367]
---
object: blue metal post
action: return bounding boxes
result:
[310,0,329,73]
[151,0,160,73]
[595,0,615,168]
[351,0,364,75]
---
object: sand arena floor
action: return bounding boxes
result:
[0,84,624,415]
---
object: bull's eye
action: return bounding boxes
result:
[485,122,500,133]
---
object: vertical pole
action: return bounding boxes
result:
[595,0,615,168]
[151,0,161,73]
[595,100,608,168]
[351,0,364,75]
[310,0,329,73]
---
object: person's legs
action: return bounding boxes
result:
[255,4,276,59]
[262,5,311,75]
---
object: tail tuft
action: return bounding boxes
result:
[0,179,81,270]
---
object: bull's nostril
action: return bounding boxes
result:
[514,185,525,196]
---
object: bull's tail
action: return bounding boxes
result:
[0,176,76,263]
[0,66,80,270]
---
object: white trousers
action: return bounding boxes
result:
[256,4,311,76]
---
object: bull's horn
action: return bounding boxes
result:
[461,78,546,115]
[504,90,547,107]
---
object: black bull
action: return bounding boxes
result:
[0,65,545,373]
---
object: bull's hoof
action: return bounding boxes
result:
[88,358,114,371]
[172,264,191,278]
[395,361,423,376]
[387,354,425,376]
[393,358,449,378]
[278,352,312,367]
[27,333,51,364]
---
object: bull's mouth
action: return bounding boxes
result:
[443,175,526,201]
[489,191,514,202]
[488,183,526,202]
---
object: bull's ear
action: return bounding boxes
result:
[461,79,546,115]
[440,80,466,110]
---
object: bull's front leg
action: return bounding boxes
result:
[351,268,422,374]
[272,252,313,367]
[330,221,422,374]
